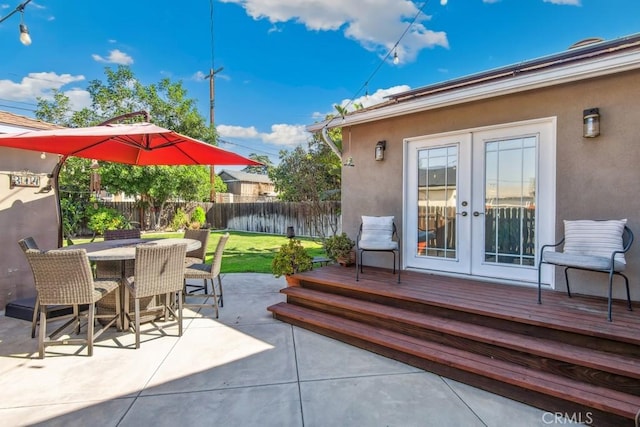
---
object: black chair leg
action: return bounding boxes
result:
[621,273,632,311]
[607,270,615,322]
[564,267,572,298]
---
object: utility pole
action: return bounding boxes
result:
[206,66,224,202]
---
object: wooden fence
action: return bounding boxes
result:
[91,201,342,238]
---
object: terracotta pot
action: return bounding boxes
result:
[337,250,356,267]
[284,275,300,287]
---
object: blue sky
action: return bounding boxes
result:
[1,0,639,166]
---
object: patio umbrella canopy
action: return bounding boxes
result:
[0,122,261,166]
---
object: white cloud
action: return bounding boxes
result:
[218,124,260,139]
[91,49,134,65]
[218,123,308,147]
[0,72,91,113]
[0,72,85,101]
[219,0,448,63]
[64,87,92,111]
[353,85,410,109]
[543,0,581,4]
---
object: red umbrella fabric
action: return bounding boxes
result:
[0,122,260,166]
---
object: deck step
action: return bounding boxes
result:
[281,286,640,394]
[268,302,640,425]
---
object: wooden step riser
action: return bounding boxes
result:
[287,294,640,397]
[298,279,640,358]
[272,310,630,427]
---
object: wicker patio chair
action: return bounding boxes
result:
[18,237,44,338]
[183,229,211,294]
[356,216,401,283]
[183,233,229,318]
[124,243,187,349]
[94,228,157,325]
[24,248,121,358]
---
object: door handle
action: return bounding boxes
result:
[457,211,468,217]
[473,211,484,217]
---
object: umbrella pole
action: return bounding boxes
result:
[52,155,67,248]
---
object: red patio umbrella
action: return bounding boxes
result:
[0,122,260,166]
[0,117,261,246]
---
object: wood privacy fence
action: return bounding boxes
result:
[93,201,342,238]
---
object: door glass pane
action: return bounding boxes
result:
[484,136,536,266]
[417,146,457,259]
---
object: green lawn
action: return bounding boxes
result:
[70,230,326,274]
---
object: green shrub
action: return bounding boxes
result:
[170,208,190,231]
[272,239,313,277]
[88,207,127,236]
[323,232,355,262]
[191,206,206,225]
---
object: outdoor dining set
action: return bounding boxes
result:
[18,229,229,358]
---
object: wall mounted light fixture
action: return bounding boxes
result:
[583,108,600,138]
[375,140,386,161]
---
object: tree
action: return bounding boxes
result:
[36,65,221,230]
[269,130,342,237]
[242,153,273,175]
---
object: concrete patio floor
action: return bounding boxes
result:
[0,273,558,426]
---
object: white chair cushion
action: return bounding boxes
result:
[542,251,626,272]
[360,216,396,250]
[563,219,627,265]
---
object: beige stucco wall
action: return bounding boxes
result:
[343,69,640,300]
[0,148,59,310]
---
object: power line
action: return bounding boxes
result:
[218,137,280,157]
[325,0,430,128]
[0,103,36,112]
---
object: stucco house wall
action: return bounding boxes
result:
[0,113,61,310]
[338,68,640,301]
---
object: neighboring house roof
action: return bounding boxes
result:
[0,111,63,133]
[218,169,273,184]
[308,32,640,131]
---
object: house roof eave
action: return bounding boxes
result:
[307,35,640,132]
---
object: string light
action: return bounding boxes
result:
[0,0,33,45]
[19,10,31,45]
[323,1,429,129]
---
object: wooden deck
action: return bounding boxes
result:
[268,265,640,426]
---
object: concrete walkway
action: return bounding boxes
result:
[0,274,558,426]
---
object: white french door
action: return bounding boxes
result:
[404,119,556,284]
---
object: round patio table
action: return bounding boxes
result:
[64,237,201,261]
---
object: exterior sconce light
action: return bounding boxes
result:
[583,108,600,138]
[375,140,386,161]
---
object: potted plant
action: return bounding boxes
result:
[324,232,356,266]
[272,238,313,284]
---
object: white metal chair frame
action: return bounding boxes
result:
[355,218,401,284]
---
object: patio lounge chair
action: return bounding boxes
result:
[24,248,121,358]
[537,219,634,321]
[356,216,401,283]
[184,233,229,318]
[124,243,187,349]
